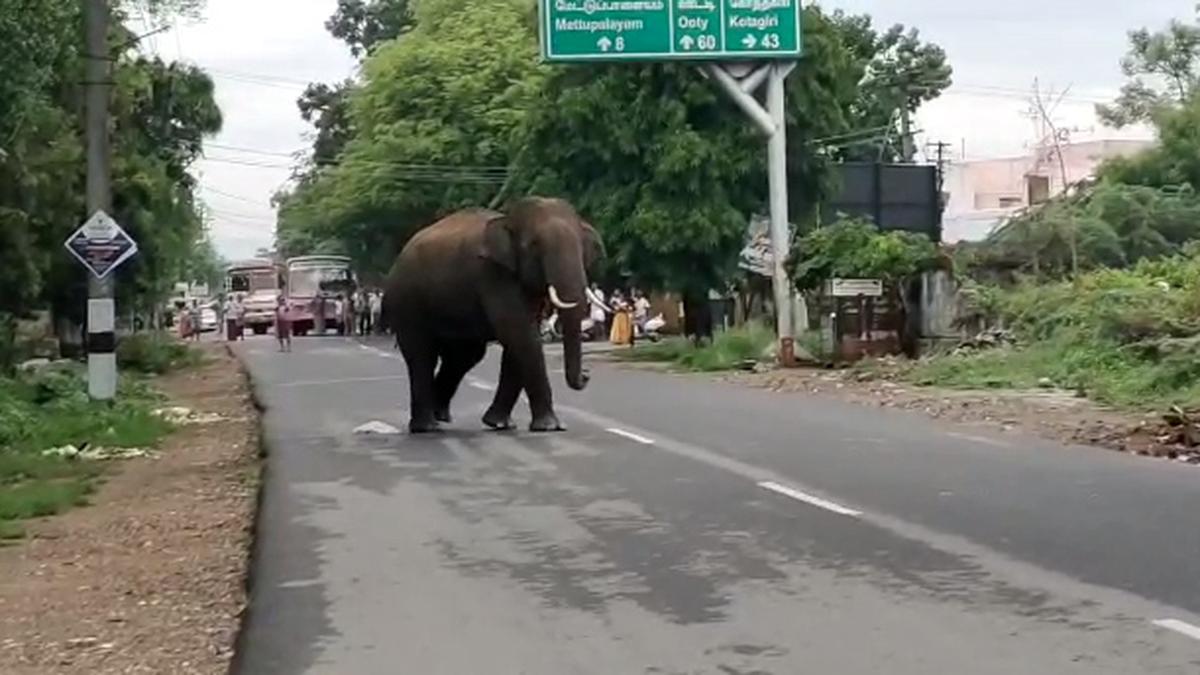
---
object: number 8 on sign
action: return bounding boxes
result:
[615,36,625,51]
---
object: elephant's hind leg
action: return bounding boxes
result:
[398,330,440,434]
[434,340,487,423]
[483,349,520,430]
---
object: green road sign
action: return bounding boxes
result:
[540,0,802,63]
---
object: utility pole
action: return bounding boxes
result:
[900,109,916,163]
[85,0,116,400]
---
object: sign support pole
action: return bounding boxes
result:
[85,0,116,400]
[704,61,798,366]
[766,62,796,367]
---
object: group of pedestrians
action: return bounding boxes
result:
[604,287,651,347]
[348,287,384,336]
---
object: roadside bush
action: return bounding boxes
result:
[911,249,1200,408]
[117,333,203,375]
[623,322,775,372]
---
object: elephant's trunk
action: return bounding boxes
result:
[546,259,589,392]
[560,303,588,391]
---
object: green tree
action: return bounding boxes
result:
[276,0,543,273]
[790,217,938,292]
[509,7,949,303]
[1102,95,1200,190]
[326,0,412,57]
[1098,9,1200,127]
[830,12,953,160]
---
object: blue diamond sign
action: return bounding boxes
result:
[64,210,139,279]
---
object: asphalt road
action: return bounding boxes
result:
[233,335,1200,674]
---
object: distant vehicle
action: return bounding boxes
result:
[284,255,357,336]
[226,258,283,335]
[199,304,219,333]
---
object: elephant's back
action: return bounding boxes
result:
[386,208,500,317]
[399,208,500,265]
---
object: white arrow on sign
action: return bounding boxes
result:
[597,37,612,52]
[680,35,695,50]
[741,34,757,49]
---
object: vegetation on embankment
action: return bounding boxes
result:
[0,336,198,539]
[620,322,776,372]
[905,250,1200,411]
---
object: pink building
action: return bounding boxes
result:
[942,139,1155,242]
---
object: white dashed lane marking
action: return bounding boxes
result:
[1153,619,1200,641]
[758,481,863,518]
[606,428,656,445]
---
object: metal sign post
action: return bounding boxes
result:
[83,0,116,400]
[703,61,798,365]
[536,0,802,365]
[64,211,138,400]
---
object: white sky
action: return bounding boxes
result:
[157,0,1192,260]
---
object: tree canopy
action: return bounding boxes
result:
[1098,8,1200,127]
[0,0,223,366]
[276,0,544,275]
[277,2,952,299]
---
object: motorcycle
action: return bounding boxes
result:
[636,313,665,342]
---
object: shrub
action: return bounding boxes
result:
[117,333,203,375]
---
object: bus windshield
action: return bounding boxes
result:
[288,265,353,297]
[227,269,278,294]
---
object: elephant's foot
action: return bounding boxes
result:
[482,408,515,431]
[435,407,452,424]
[529,411,565,433]
[408,417,443,434]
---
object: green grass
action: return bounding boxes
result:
[0,361,176,533]
[621,322,775,372]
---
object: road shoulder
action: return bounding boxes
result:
[0,343,260,674]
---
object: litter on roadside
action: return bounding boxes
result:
[42,444,155,461]
[152,406,227,425]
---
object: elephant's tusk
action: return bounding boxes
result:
[548,285,579,310]
[585,287,612,314]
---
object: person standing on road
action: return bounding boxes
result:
[369,288,383,335]
[275,296,292,352]
[633,289,651,330]
[356,288,371,335]
[188,300,202,342]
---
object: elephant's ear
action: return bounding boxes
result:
[481,215,517,273]
[581,220,606,272]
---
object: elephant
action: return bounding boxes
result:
[382,196,606,433]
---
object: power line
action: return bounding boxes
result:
[201,184,267,206]
[198,155,512,185]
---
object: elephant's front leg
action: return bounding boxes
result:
[484,293,563,432]
[483,349,520,430]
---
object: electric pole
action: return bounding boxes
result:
[85,0,116,400]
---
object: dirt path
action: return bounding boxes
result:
[613,358,1200,464]
[716,366,1200,463]
[0,343,260,674]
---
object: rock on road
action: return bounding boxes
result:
[232,336,1200,674]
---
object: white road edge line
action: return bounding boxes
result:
[946,431,1010,448]
[1153,619,1200,641]
[468,379,495,391]
[275,375,406,388]
[606,428,655,445]
[758,481,863,517]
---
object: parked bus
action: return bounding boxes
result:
[225,258,283,335]
[284,255,356,336]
